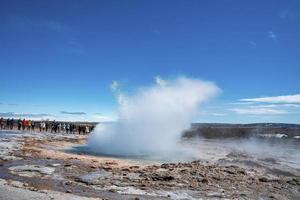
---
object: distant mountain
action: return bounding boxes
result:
[184,123,300,139]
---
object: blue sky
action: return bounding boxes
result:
[0,0,299,123]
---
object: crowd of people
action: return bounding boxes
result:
[0,118,95,134]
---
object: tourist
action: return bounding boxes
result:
[62,123,66,133]
[39,121,42,132]
[58,123,62,133]
[10,118,14,130]
[22,119,26,130]
[18,119,22,130]
[6,118,10,129]
[70,124,74,134]
[66,123,70,134]
[85,125,89,134]
[0,117,4,129]
[40,121,45,132]
[0,117,95,135]
[45,121,49,132]
[51,121,56,133]
[78,125,82,134]
[28,120,31,131]
[31,121,35,131]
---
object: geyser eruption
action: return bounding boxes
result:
[88,76,219,156]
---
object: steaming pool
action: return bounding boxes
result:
[68,135,300,174]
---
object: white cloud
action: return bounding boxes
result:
[239,94,300,104]
[230,108,287,115]
[269,31,277,41]
[92,114,116,122]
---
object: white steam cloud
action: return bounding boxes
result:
[88,76,220,156]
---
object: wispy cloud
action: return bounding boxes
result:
[9,16,83,55]
[0,112,51,118]
[279,9,293,19]
[239,94,300,104]
[0,103,18,106]
[58,37,84,55]
[200,110,226,116]
[58,46,84,55]
[60,111,86,115]
[249,104,300,108]
[210,113,226,116]
[249,41,257,47]
[10,16,70,32]
[152,29,161,35]
[230,108,287,115]
[269,31,277,41]
[7,103,18,106]
[229,101,257,105]
[44,20,70,32]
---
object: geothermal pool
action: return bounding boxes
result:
[187,137,300,170]
[69,135,300,174]
[1,129,300,199]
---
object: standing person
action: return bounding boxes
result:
[0,117,4,129]
[31,121,35,131]
[66,123,70,134]
[18,119,22,130]
[42,121,46,131]
[6,118,10,129]
[22,119,26,131]
[28,120,31,131]
[45,121,49,132]
[51,120,56,133]
[39,121,43,132]
[10,118,14,130]
[0,118,4,129]
[78,125,81,135]
[70,124,74,134]
[7,118,10,129]
[85,126,89,134]
[54,122,57,133]
[25,119,29,131]
[62,123,66,133]
[82,125,86,134]
[58,123,62,133]
[54,121,58,133]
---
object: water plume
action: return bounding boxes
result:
[87,76,220,156]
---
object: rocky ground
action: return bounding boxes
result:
[0,130,299,199]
